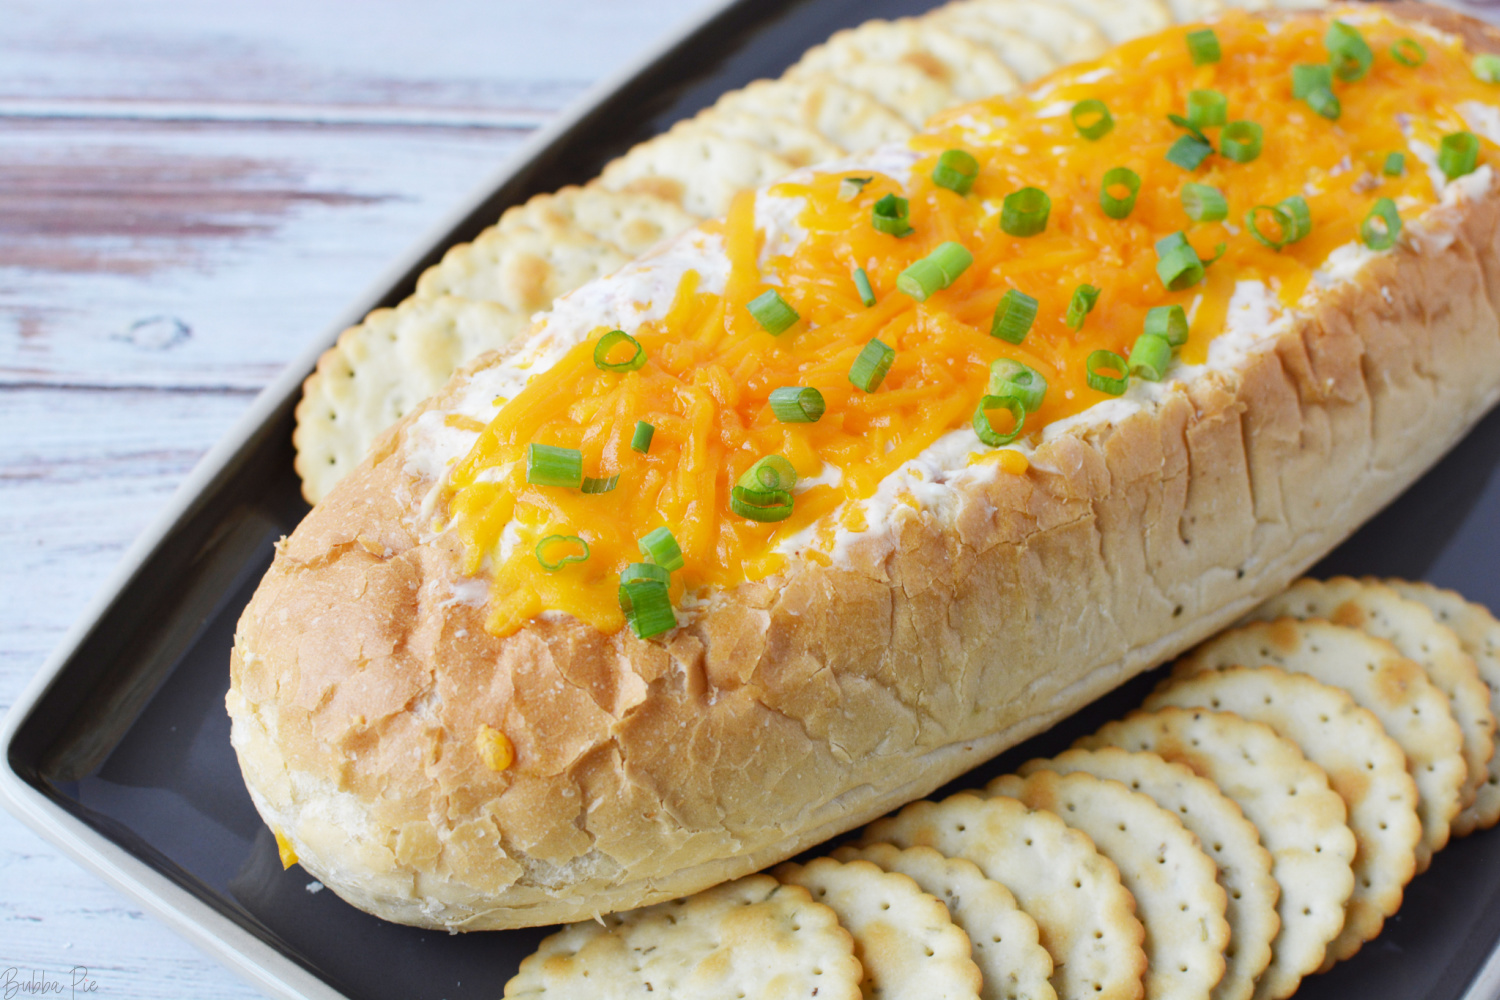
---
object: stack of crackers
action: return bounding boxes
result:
[291,0,1325,505]
[505,578,1500,1000]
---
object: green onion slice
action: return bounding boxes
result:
[1167,134,1213,171]
[1325,20,1373,81]
[1440,131,1480,180]
[1220,121,1263,163]
[1155,232,1206,290]
[637,527,685,571]
[526,443,583,488]
[768,386,826,423]
[1384,151,1405,177]
[1065,284,1101,331]
[618,579,676,639]
[1278,195,1312,243]
[1001,187,1051,236]
[1071,99,1114,141]
[630,420,654,453]
[1145,304,1189,348]
[620,561,671,586]
[1246,204,1293,251]
[1128,333,1173,382]
[1187,89,1228,129]
[849,338,897,392]
[535,534,589,571]
[1292,63,1334,98]
[1476,53,1500,83]
[991,288,1039,344]
[1391,38,1427,68]
[1167,113,1210,143]
[1361,197,1402,250]
[729,486,794,522]
[738,454,797,493]
[1305,85,1340,121]
[581,474,619,494]
[932,149,980,194]
[872,193,913,236]
[747,289,799,335]
[987,358,1048,412]
[1186,28,1221,66]
[853,267,877,307]
[838,175,873,201]
[1181,182,1228,222]
[1100,166,1141,219]
[593,329,646,372]
[1086,350,1129,396]
[897,241,973,301]
[973,395,1026,447]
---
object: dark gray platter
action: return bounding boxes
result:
[6,0,1500,998]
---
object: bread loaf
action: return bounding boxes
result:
[227,4,1500,930]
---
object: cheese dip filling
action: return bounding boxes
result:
[426,9,1499,639]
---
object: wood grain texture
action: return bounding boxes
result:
[0,1,720,997]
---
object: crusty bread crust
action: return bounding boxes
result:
[228,6,1500,931]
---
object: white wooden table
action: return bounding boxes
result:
[0,2,718,995]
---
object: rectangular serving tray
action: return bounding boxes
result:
[9,1,1500,998]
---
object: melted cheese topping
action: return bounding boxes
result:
[429,9,1499,637]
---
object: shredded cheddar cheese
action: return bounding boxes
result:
[442,10,1497,637]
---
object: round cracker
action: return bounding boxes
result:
[691,106,843,169]
[1052,0,1172,43]
[414,221,627,313]
[834,843,1057,1000]
[960,0,1109,63]
[776,857,982,1000]
[1247,577,1495,821]
[293,295,528,504]
[988,770,1230,1000]
[1176,618,1466,871]
[596,121,794,218]
[1147,667,1420,966]
[930,7,1060,82]
[1020,748,1279,1000]
[788,58,955,128]
[862,792,1147,1000]
[1387,579,1500,833]
[792,19,1019,104]
[495,186,696,259]
[711,76,914,153]
[503,874,862,1000]
[1081,708,1355,1000]
[1163,0,1226,22]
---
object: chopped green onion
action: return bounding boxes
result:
[1202,242,1227,267]
[594,329,646,372]
[526,443,583,488]
[1100,166,1141,219]
[747,289,798,335]
[1186,28,1221,66]
[838,175,873,201]
[738,454,797,492]
[849,338,896,392]
[1475,53,1500,83]
[638,527,685,571]
[768,386,826,423]
[1292,63,1333,98]
[853,267,877,307]
[932,149,980,194]
[1325,21,1373,82]
[1155,232,1206,291]
[1384,151,1405,177]
[1187,89,1228,129]
[1391,38,1427,68]
[1145,304,1189,348]
[1440,131,1480,180]
[1128,333,1173,381]
[987,358,1048,412]
[1220,121,1263,163]
[1065,284,1101,331]
[1304,85,1340,121]
[898,241,973,301]
[1167,114,1211,144]
[618,579,676,639]
[872,193,913,236]
[631,420,654,453]
[729,486,794,522]
[1361,198,1402,250]
[620,561,671,586]
[581,474,619,494]
[1167,134,1213,171]
[1086,350,1129,396]
[1181,183,1228,222]
[1001,187,1051,236]
[991,289,1038,344]
[973,395,1026,447]
[1246,205,1292,250]
[535,534,589,571]
[1071,99,1114,141]
[1278,195,1312,243]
